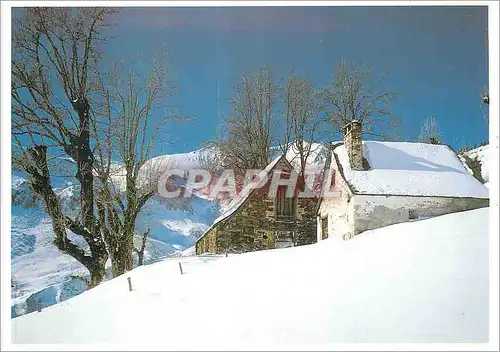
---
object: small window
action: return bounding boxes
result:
[276,185,295,221]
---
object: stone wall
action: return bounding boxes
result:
[195,227,217,254]
[295,197,319,245]
[196,158,318,255]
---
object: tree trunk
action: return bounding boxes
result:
[110,171,137,276]
[26,146,67,246]
[137,251,144,267]
[25,145,108,287]
[88,256,108,288]
[111,232,134,276]
[70,96,95,231]
[135,229,149,267]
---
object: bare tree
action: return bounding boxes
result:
[12,8,177,282]
[92,52,178,276]
[11,8,116,287]
[317,61,399,139]
[208,66,278,173]
[419,115,441,144]
[278,73,321,178]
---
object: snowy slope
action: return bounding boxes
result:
[10,212,179,317]
[12,218,89,299]
[335,141,489,198]
[106,148,211,193]
[284,141,330,172]
[11,194,219,317]
[12,208,489,344]
[144,148,209,173]
[11,147,221,317]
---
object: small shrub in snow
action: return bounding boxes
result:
[461,155,485,184]
[362,157,371,171]
[409,209,419,220]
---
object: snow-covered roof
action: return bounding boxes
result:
[197,155,287,241]
[334,141,489,198]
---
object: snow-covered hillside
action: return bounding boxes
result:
[11,148,221,318]
[12,208,489,344]
[285,141,330,172]
[11,215,179,317]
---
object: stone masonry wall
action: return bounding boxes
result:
[195,227,217,254]
[196,158,318,255]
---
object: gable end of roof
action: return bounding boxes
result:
[196,154,293,244]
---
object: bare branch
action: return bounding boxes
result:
[317,60,399,139]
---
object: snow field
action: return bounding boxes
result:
[12,207,489,345]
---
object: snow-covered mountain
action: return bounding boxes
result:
[11,148,221,318]
[12,207,489,344]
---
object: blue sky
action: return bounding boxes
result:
[28,6,493,155]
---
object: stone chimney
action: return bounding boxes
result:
[343,120,364,171]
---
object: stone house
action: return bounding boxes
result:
[196,155,318,255]
[317,120,490,241]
